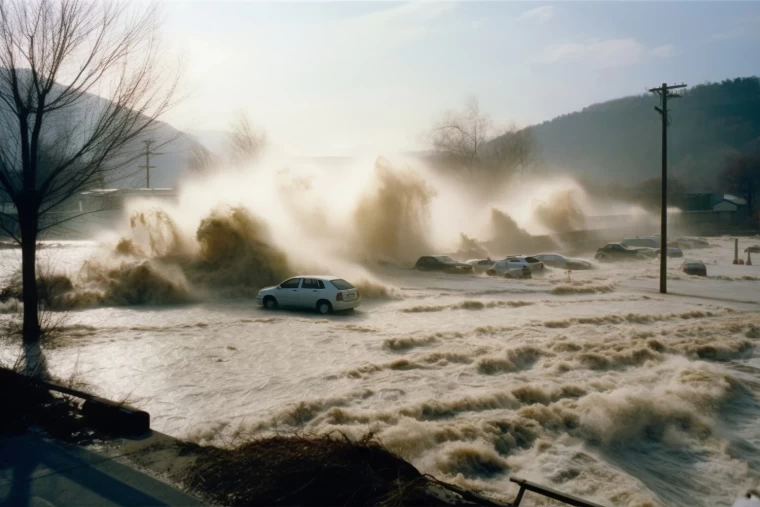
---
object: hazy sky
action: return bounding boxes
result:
[160,1,760,156]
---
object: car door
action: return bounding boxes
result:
[277,277,302,307]
[299,278,323,309]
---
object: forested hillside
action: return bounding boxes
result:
[494,77,760,190]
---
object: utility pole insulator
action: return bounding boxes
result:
[649,82,687,295]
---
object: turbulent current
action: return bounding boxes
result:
[0,161,759,506]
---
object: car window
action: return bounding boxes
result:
[280,278,301,289]
[302,278,320,289]
[525,257,539,263]
[317,280,325,289]
[330,279,355,290]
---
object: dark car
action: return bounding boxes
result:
[415,255,474,273]
[595,243,655,261]
[681,260,707,276]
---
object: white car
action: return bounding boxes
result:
[256,276,361,314]
[499,256,544,273]
[486,259,536,278]
[532,253,593,270]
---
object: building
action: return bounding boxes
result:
[670,193,749,228]
[77,188,178,213]
[34,188,179,238]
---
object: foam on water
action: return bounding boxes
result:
[0,154,758,506]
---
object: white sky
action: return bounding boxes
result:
[158,1,760,156]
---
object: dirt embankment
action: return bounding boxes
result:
[179,433,508,506]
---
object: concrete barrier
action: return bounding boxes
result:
[0,367,150,435]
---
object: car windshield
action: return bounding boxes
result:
[330,279,355,290]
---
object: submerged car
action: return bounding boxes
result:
[681,260,707,276]
[623,237,682,257]
[256,276,361,314]
[486,259,535,278]
[595,243,656,261]
[415,255,473,273]
[501,256,545,272]
[466,258,497,274]
[658,241,684,258]
[622,237,660,249]
[676,237,710,249]
[532,253,593,270]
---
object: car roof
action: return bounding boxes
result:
[289,275,342,280]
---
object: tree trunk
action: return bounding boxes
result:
[20,211,40,345]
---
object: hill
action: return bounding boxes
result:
[493,77,760,190]
[0,68,203,191]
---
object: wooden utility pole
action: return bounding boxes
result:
[649,82,686,294]
[140,139,156,188]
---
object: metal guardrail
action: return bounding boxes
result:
[510,477,607,507]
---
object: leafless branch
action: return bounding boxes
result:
[0,0,180,348]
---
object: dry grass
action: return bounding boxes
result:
[180,432,506,506]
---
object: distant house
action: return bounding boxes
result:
[33,188,179,238]
[711,194,747,212]
[585,191,750,233]
[670,193,749,228]
[77,188,178,213]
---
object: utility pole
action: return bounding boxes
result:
[139,139,156,189]
[649,82,686,294]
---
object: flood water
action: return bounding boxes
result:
[1,236,759,507]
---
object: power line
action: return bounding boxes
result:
[649,82,687,295]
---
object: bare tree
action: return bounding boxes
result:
[228,111,266,166]
[0,0,179,354]
[487,124,537,178]
[431,97,492,173]
[188,142,217,175]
